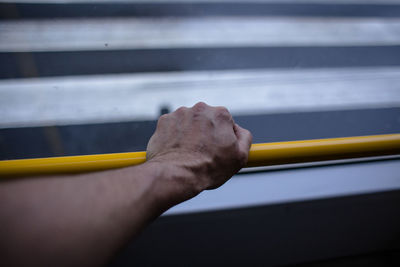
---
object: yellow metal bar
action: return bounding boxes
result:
[1,134,399,178]
[246,133,400,167]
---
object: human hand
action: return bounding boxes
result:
[146,102,252,200]
[0,102,251,266]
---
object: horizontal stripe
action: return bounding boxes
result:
[2,46,400,79]
[133,190,400,266]
[2,18,400,52]
[3,0,400,4]
[2,3,400,19]
[1,67,399,128]
[1,108,399,160]
[3,135,399,177]
[166,159,400,215]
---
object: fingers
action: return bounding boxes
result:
[234,123,253,159]
[214,106,234,125]
[191,102,252,162]
[155,102,252,174]
[191,102,234,125]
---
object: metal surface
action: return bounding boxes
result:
[2,18,400,52]
[121,189,400,266]
[247,133,400,167]
[4,0,400,3]
[166,157,400,215]
[2,67,400,128]
[1,134,399,177]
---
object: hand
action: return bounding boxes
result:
[0,102,251,266]
[146,102,252,201]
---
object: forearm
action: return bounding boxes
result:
[0,102,252,266]
[0,161,190,267]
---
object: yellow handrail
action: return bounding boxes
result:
[1,134,400,178]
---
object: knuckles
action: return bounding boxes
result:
[158,114,169,123]
[175,106,188,116]
[156,113,170,129]
[158,106,189,128]
[215,107,232,122]
[192,102,208,112]
[173,106,190,119]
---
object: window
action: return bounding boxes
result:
[1,0,400,160]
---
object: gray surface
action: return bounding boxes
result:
[4,0,400,4]
[1,107,399,160]
[1,1,399,265]
[111,161,400,266]
[166,158,400,215]
[2,17,400,52]
[1,67,400,128]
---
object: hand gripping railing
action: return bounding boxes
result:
[1,134,400,178]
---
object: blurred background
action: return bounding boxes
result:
[1,0,400,266]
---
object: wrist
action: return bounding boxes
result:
[142,159,204,211]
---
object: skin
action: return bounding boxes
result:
[0,102,252,266]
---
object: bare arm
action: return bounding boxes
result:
[0,102,252,266]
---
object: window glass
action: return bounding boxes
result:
[1,0,400,160]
